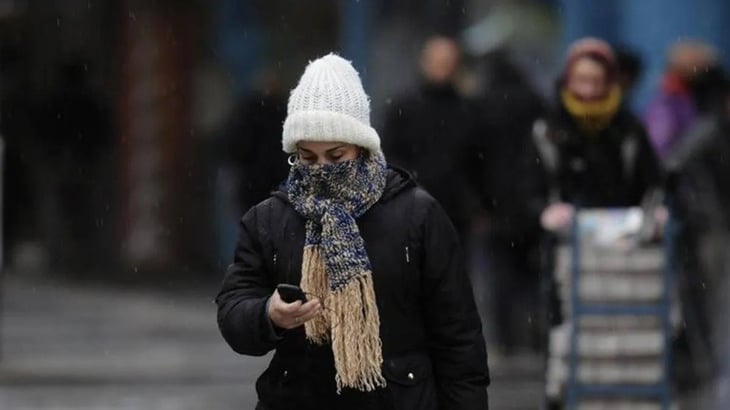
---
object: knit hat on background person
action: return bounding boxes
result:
[563,37,618,85]
[282,53,380,154]
[561,38,621,133]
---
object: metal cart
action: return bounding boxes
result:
[546,207,676,410]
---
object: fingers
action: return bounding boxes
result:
[268,291,322,330]
[297,298,322,324]
[541,202,576,232]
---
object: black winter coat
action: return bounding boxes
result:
[526,105,662,214]
[669,116,730,231]
[224,91,290,212]
[474,76,546,240]
[382,83,483,233]
[216,168,490,410]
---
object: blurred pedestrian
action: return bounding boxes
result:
[530,38,661,231]
[223,68,290,215]
[528,37,663,409]
[36,59,112,274]
[643,40,718,161]
[472,48,546,353]
[667,82,730,389]
[527,37,662,321]
[0,46,37,268]
[382,35,482,241]
[216,54,489,410]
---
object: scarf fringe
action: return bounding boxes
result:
[329,273,386,393]
[302,245,330,343]
[301,245,386,393]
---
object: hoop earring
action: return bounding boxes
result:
[287,154,297,166]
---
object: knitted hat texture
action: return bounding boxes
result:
[282,53,380,154]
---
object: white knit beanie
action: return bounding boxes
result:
[282,53,380,154]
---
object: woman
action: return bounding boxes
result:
[528,39,663,409]
[216,54,489,410]
[529,38,661,233]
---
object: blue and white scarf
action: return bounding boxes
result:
[287,150,388,392]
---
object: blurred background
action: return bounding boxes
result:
[1,0,729,408]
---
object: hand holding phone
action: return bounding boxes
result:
[269,284,320,330]
[277,284,308,303]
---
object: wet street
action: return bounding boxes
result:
[0,274,575,409]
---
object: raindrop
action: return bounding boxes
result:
[701,282,706,289]
[56,16,61,27]
[133,266,139,273]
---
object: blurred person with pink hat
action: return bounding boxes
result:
[527,37,662,234]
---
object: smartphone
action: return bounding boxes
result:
[277,284,307,303]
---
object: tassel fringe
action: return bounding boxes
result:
[302,245,330,343]
[301,245,386,392]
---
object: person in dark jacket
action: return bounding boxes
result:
[529,38,661,233]
[216,53,489,410]
[643,40,718,162]
[528,36,662,336]
[529,38,662,410]
[224,69,290,214]
[471,49,547,353]
[36,59,112,273]
[665,85,730,388]
[382,35,482,240]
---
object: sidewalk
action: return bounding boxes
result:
[0,275,268,409]
[0,275,545,409]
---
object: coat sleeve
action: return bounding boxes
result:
[418,194,490,410]
[216,205,280,356]
[523,128,552,224]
